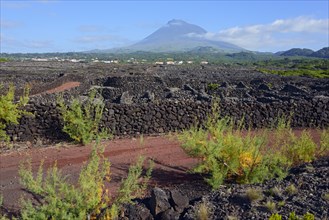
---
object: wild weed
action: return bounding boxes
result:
[0,84,31,144]
[58,90,110,145]
[323,193,329,202]
[245,188,263,203]
[269,186,282,197]
[302,212,315,220]
[19,142,152,219]
[269,213,282,220]
[195,199,212,220]
[286,130,317,164]
[319,129,329,157]
[269,212,315,220]
[178,106,288,188]
[115,156,153,205]
[264,200,276,213]
[285,184,298,196]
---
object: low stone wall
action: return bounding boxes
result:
[5,98,329,142]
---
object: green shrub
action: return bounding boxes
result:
[195,200,212,220]
[58,90,110,145]
[264,200,276,212]
[19,144,111,219]
[319,129,329,157]
[277,201,285,207]
[19,143,153,219]
[302,212,315,220]
[207,83,219,91]
[0,84,30,143]
[0,58,9,62]
[288,211,299,220]
[285,184,298,196]
[178,104,326,189]
[178,107,288,189]
[269,212,315,220]
[269,213,282,220]
[286,131,317,164]
[323,193,329,201]
[269,186,282,197]
[115,156,153,205]
[245,188,263,202]
[272,116,318,165]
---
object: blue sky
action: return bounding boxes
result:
[1,0,328,53]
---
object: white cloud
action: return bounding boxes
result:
[1,2,30,9]
[73,35,130,45]
[1,20,23,29]
[78,25,106,33]
[191,16,329,51]
[1,34,53,50]
[135,22,162,30]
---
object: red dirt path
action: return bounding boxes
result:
[38,81,81,95]
[0,136,199,213]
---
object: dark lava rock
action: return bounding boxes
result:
[236,81,248,89]
[258,83,271,91]
[197,91,211,102]
[257,97,277,103]
[281,84,306,93]
[142,91,155,102]
[183,84,197,95]
[123,157,329,220]
[158,208,180,220]
[312,95,329,104]
[149,187,171,217]
[220,82,230,88]
[169,189,189,213]
[121,203,153,220]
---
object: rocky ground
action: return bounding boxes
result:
[121,157,329,220]
[1,61,328,219]
[1,61,328,105]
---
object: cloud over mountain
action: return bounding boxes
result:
[190,16,329,51]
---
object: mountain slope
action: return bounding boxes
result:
[311,47,329,58]
[128,19,244,52]
[280,48,314,56]
[278,47,329,58]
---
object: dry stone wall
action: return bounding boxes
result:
[5,98,329,142]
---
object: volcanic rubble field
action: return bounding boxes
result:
[1,61,329,104]
[122,157,329,220]
[0,61,329,219]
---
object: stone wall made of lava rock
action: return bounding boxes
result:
[5,98,329,142]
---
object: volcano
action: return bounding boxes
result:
[127,19,244,52]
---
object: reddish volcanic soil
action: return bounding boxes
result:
[37,81,81,95]
[0,130,323,215]
[0,136,199,214]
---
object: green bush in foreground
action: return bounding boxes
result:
[319,128,329,157]
[0,84,30,143]
[178,116,288,188]
[178,104,326,189]
[18,142,153,219]
[58,90,110,145]
[269,212,315,220]
[272,116,318,165]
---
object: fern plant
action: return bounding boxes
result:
[0,84,30,143]
[58,90,109,145]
